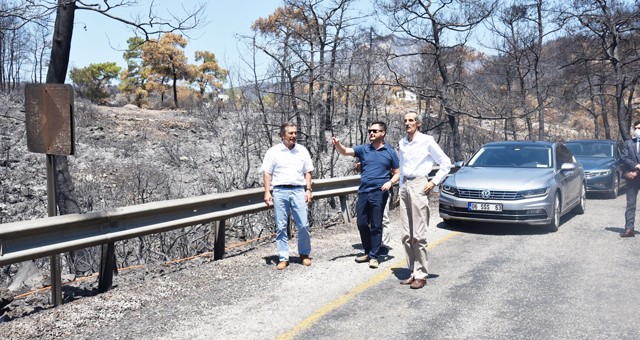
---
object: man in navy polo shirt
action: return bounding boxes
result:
[331,122,400,269]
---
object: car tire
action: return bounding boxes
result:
[574,182,586,215]
[547,194,560,232]
[608,174,619,199]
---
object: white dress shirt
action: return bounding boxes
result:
[261,142,314,186]
[399,131,452,185]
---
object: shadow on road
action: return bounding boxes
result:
[262,255,278,266]
[326,244,363,261]
[437,221,552,236]
[262,254,323,266]
[328,244,397,264]
[390,267,440,281]
[605,226,637,236]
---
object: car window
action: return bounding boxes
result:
[566,143,584,156]
[566,142,614,158]
[468,145,551,168]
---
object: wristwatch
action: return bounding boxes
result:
[306,187,312,192]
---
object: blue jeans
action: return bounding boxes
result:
[356,190,389,259]
[273,187,311,261]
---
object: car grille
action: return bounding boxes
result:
[457,188,520,200]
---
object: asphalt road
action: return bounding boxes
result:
[3,192,639,339]
[290,193,640,340]
[155,191,640,340]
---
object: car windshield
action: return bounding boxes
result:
[467,145,552,168]
[566,142,613,158]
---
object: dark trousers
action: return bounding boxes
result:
[356,190,389,259]
[625,179,640,230]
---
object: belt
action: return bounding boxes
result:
[404,176,426,181]
[274,185,304,189]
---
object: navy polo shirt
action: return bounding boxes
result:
[353,143,400,193]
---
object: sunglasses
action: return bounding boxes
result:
[368,129,383,134]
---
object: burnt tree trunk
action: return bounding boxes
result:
[46,0,93,275]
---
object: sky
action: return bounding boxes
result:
[67,0,490,85]
[69,1,283,80]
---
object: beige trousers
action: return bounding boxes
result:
[399,177,430,280]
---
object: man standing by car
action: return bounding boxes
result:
[620,120,640,238]
[331,122,400,269]
[398,111,452,289]
[262,122,314,269]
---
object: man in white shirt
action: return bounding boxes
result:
[398,111,452,289]
[261,123,314,270]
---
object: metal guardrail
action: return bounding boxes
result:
[0,165,453,298]
[0,165,457,269]
[0,175,362,267]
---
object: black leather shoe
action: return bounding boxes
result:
[621,229,635,238]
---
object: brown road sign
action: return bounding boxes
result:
[25,83,75,155]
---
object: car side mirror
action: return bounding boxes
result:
[454,160,465,168]
[560,163,576,171]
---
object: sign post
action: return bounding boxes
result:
[46,154,62,306]
[24,83,74,306]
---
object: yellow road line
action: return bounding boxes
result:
[277,231,461,340]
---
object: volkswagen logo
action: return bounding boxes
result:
[481,189,491,200]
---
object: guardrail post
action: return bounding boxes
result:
[339,195,350,223]
[98,242,116,293]
[214,220,225,260]
[49,254,62,304]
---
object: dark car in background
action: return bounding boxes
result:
[565,140,624,199]
[439,141,586,232]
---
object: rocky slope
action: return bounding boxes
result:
[0,95,353,320]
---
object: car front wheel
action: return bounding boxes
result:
[547,194,560,232]
[608,174,619,199]
[574,183,586,214]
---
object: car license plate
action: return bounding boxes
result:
[468,202,503,211]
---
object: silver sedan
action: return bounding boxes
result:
[439,141,586,231]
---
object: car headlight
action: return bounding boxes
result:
[518,187,549,198]
[586,169,611,177]
[442,184,459,196]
